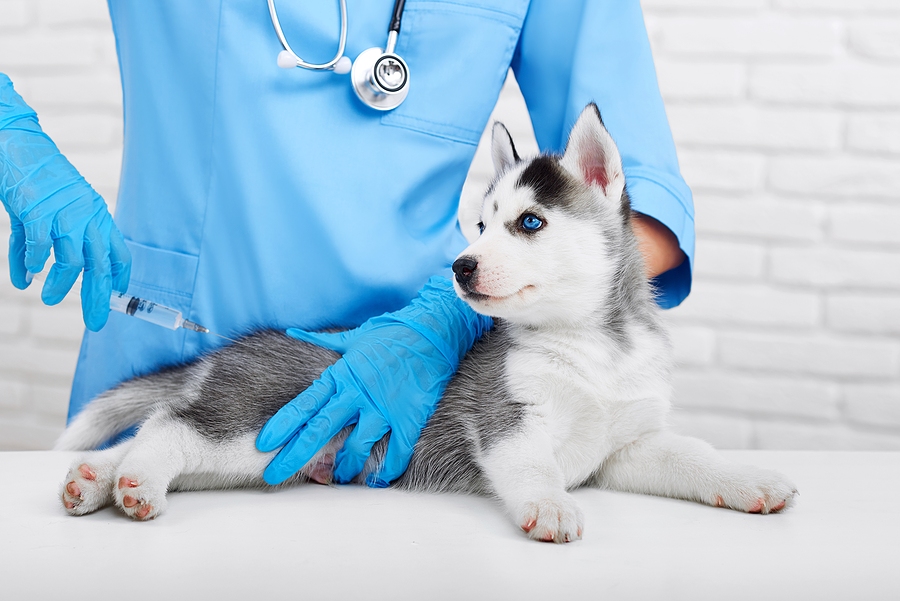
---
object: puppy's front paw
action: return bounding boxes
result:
[713,466,797,515]
[114,474,168,520]
[61,462,114,516]
[516,492,584,543]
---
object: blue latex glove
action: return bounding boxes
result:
[0,73,131,331]
[257,276,492,487]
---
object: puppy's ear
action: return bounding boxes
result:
[560,103,624,199]
[491,122,520,174]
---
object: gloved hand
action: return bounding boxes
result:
[256,276,492,487]
[0,73,131,331]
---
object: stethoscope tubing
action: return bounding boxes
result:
[388,0,406,35]
[267,0,349,71]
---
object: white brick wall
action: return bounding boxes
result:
[0,0,899,450]
[638,0,900,450]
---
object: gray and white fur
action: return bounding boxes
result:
[57,105,796,542]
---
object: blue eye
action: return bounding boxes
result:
[478,222,485,235]
[521,214,543,231]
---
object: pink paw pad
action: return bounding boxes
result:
[118,477,139,490]
[715,495,725,508]
[78,465,96,481]
[748,499,765,514]
[772,500,786,512]
[521,518,536,533]
[122,495,153,519]
[66,481,81,497]
[308,454,335,485]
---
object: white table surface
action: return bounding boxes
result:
[1,450,898,601]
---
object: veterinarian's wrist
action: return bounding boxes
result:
[388,276,493,369]
[631,212,686,279]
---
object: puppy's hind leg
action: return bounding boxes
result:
[61,440,133,516]
[111,413,202,521]
[595,430,797,514]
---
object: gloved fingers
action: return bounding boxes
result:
[332,412,390,484]
[366,433,414,488]
[262,397,359,486]
[256,371,338,452]
[285,327,358,353]
[7,215,29,289]
[42,231,83,306]
[80,213,113,332]
[22,216,52,275]
[108,225,131,293]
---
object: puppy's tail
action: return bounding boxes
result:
[54,364,194,451]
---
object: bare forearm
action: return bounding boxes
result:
[631,212,686,279]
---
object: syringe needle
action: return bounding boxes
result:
[181,320,209,334]
[210,332,240,344]
[182,319,239,344]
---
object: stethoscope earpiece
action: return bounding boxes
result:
[268,0,409,110]
[276,50,296,69]
[332,56,352,75]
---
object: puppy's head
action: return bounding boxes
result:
[453,104,632,327]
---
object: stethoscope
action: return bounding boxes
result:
[267,0,410,111]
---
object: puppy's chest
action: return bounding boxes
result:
[504,335,626,415]
[501,332,666,483]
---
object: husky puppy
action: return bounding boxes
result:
[57,105,796,542]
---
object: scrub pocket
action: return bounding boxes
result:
[121,239,199,322]
[381,0,528,145]
[68,239,201,421]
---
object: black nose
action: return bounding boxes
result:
[452,257,478,285]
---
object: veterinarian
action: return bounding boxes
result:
[0,1,692,486]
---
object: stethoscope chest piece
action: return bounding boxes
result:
[351,47,410,111]
[269,0,411,111]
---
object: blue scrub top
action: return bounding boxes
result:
[68,0,694,418]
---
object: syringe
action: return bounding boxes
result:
[26,269,232,340]
[109,292,209,333]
